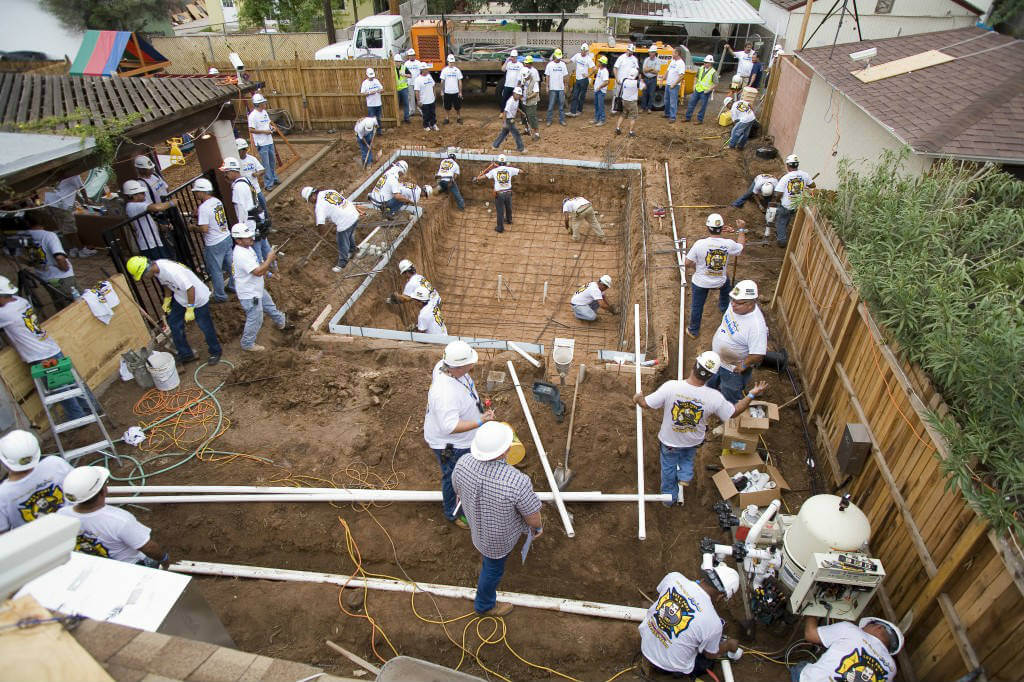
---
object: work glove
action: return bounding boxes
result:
[162,296,172,314]
[184,306,196,323]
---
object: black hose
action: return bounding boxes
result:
[785,361,821,496]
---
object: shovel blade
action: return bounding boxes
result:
[553,465,573,491]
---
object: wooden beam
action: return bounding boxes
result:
[938,595,987,681]
[988,530,1024,602]
[796,0,815,50]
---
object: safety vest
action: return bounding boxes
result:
[396,66,407,91]
[695,66,715,93]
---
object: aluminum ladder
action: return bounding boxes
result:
[33,366,119,463]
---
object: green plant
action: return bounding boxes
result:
[814,150,1024,544]
[17,108,145,170]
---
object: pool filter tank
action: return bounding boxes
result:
[780,494,871,590]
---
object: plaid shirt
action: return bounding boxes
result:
[452,456,541,559]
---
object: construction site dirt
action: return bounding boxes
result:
[92,100,809,681]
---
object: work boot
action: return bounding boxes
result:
[207,354,221,366]
[444,117,450,124]
[479,603,514,617]
[454,515,469,529]
[243,344,266,352]
[457,116,463,124]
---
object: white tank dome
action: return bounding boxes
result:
[781,494,871,589]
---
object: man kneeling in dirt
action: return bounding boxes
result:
[570,275,617,321]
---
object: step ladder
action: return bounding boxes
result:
[32,363,119,464]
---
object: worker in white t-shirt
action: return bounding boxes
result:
[731,173,778,210]
[614,67,644,137]
[235,138,269,217]
[45,173,94,257]
[726,43,755,86]
[410,285,448,335]
[793,616,901,682]
[222,156,273,264]
[0,430,72,533]
[474,155,524,234]
[434,152,465,210]
[728,99,757,150]
[544,49,569,126]
[190,178,233,302]
[134,155,169,204]
[389,259,441,306]
[613,44,639,112]
[247,93,278,188]
[59,466,169,568]
[707,279,768,402]
[636,350,767,505]
[17,221,79,311]
[360,67,386,134]
[302,186,365,272]
[415,72,439,131]
[561,196,605,242]
[774,154,815,247]
[500,49,523,111]
[570,275,617,321]
[0,279,93,420]
[568,43,595,117]
[122,179,172,261]
[369,160,413,215]
[230,222,292,352]
[440,55,464,125]
[520,55,542,137]
[663,47,687,122]
[641,46,660,112]
[685,214,746,337]
[592,55,610,125]
[354,116,379,167]
[638,567,742,677]
[125,255,222,365]
[492,87,526,153]
[423,340,494,527]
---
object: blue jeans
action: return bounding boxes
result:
[335,229,355,268]
[664,85,680,120]
[367,105,383,130]
[685,90,712,122]
[431,447,469,520]
[706,366,752,403]
[167,299,221,361]
[475,554,509,614]
[642,76,658,110]
[572,301,599,321]
[203,237,233,302]
[357,132,374,165]
[776,206,795,246]
[546,90,565,124]
[492,119,524,152]
[397,88,410,122]
[257,144,278,187]
[729,119,755,148]
[44,352,94,421]
[140,245,172,262]
[240,291,285,349]
[253,238,272,270]
[688,279,731,336]
[661,443,697,502]
[594,91,606,122]
[569,78,588,114]
[790,662,808,682]
[732,178,760,207]
[439,178,465,209]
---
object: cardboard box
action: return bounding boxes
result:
[722,418,759,454]
[738,401,780,432]
[712,451,791,506]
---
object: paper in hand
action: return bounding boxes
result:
[521,528,536,564]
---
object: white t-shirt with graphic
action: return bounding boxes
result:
[614,53,638,78]
[58,505,151,563]
[436,158,460,180]
[315,190,360,232]
[753,174,778,195]
[0,296,61,363]
[503,59,523,88]
[21,229,74,281]
[666,58,686,87]
[485,166,520,192]
[570,52,595,80]
[240,154,265,194]
[712,305,768,371]
[196,197,231,247]
[416,298,447,335]
[232,245,265,300]
[570,281,603,306]
[360,78,383,107]
[140,174,169,203]
[778,170,813,209]
[799,622,897,682]
[736,50,754,78]
[423,371,483,450]
[126,200,164,250]
[731,100,756,124]
[644,379,735,448]
[594,67,609,93]
[686,236,744,288]
[562,197,590,213]
[440,66,463,94]
[355,116,378,138]
[0,456,72,532]
[247,107,274,147]
[415,74,436,105]
[155,259,211,309]
[545,60,569,90]
[403,273,440,302]
[640,572,723,674]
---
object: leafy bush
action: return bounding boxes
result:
[815,150,1024,542]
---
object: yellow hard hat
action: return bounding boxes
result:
[125,255,150,281]
[553,48,563,58]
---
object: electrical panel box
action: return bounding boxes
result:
[837,423,872,475]
[789,552,885,621]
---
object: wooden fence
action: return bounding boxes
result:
[213,58,400,130]
[151,33,336,73]
[773,206,1024,681]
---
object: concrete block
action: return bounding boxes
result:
[260,658,322,682]
[109,631,173,669]
[101,662,148,682]
[241,655,276,679]
[187,647,257,682]
[140,675,182,682]
[147,637,218,679]
[72,620,143,662]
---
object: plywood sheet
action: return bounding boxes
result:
[852,50,955,83]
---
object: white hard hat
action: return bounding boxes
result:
[712,564,740,599]
[470,421,514,461]
[133,155,155,170]
[704,54,715,63]
[0,430,41,472]
[396,160,408,174]
[723,96,734,108]
[599,274,612,287]
[410,285,432,302]
[122,179,146,196]
[447,54,455,62]
[398,259,414,273]
[63,466,110,504]
[366,67,375,78]
[859,617,904,655]
[706,213,724,229]
[0,275,18,296]
[695,350,721,377]
[192,178,214,193]
[443,340,478,368]
[785,154,799,166]
[394,53,404,62]
[252,93,267,104]
[512,86,523,96]
[231,222,255,239]
[627,43,636,51]
[731,74,742,87]
[406,48,416,56]
[220,156,241,171]
[580,43,588,51]
[648,46,657,52]
[497,154,507,164]
[729,279,759,301]
[510,49,518,57]
[423,184,433,197]
[208,67,219,75]
[773,44,783,51]
[235,137,249,150]
[301,186,315,202]
[760,182,775,196]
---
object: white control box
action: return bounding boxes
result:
[789,551,885,621]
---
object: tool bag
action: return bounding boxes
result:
[233,177,271,239]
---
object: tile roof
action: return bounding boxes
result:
[607,0,765,25]
[796,27,1024,163]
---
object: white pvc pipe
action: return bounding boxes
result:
[665,161,686,381]
[634,304,646,541]
[170,560,647,622]
[107,491,675,505]
[507,341,541,368]
[497,274,502,300]
[507,361,575,538]
[747,499,781,547]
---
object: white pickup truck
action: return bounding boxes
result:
[315,15,409,60]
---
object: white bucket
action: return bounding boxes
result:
[146,351,180,391]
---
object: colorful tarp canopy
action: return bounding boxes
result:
[70,30,168,77]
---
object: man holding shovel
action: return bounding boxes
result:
[301,186,365,273]
[354,116,379,168]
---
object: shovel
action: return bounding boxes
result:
[554,364,585,490]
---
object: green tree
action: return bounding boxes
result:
[41,0,176,32]
[507,0,585,31]
[240,0,348,32]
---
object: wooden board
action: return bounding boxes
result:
[0,596,113,682]
[0,275,150,429]
[852,50,955,83]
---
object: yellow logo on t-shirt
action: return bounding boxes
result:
[496,170,510,184]
[650,586,696,641]
[833,647,888,682]
[324,191,346,206]
[575,284,588,295]
[75,531,111,558]
[704,248,728,274]
[786,177,806,197]
[213,203,227,227]
[432,300,445,327]
[670,399,703,432]
[18,484,64,522]
[21,306,48,340]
